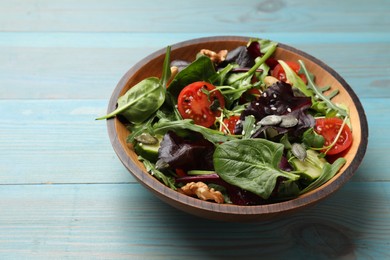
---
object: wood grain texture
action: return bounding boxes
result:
[0,32,389,99]
[0,183,389,259]
[0,99,134,184]
[0,0,388,257]
[0,0,389,33]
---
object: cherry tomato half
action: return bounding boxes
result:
[314,117,353,155]
[271,61,308,84]
[221,115,240,134]
[177,81,225,128]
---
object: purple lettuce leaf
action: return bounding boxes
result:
[219,41,262,69]
[246,40,262,58]
[158,131,215,171]
[279,155,294,172]
[240,81,312,120]
[235,81,314,138]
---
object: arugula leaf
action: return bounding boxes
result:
[298,60,348,117]
[241,115,256,139]
[139,156,177,190]
[210,63,235,86]
[213,139,299,199]
[126,115,156,143]
[278,60,313,97]
[153,119,238,144]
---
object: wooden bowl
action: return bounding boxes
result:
[106,36,368,222]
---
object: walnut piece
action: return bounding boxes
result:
[199,49,228,64]
[167,66,179,85]
[264,76,279,87]
[179,182,224,204]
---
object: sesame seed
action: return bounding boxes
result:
[287,107,292,113]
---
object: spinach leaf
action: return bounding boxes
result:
[168,55,217,98]
[96,77,166,123]
[96,47,171,123]
[160,46,172,87]
[213,139,299,199]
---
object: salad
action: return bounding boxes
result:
[97,38,352,206]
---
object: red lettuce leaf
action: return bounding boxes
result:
[158,131,215,171]
[236,81,314,138]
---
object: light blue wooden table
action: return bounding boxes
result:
[1,1,389,259]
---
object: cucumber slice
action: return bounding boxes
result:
[290,150,326,181]
[134,135,162,162]
[291,158,321,181]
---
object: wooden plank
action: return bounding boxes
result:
[0,98,387,184]
[0,0,389,33]
[1,32,389,48]
[0,100,134,184]
[0,32,389,99]
[0,182,389,259]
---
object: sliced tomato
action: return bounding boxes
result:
[314,117,353,155]
[177,81,225,128]
[221,115,240,134]
[175,168,187,177]
[272,61,307,84]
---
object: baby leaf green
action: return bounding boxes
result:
[213,139,299,199]
[167,55,217,98]
[96,47,171,123]
[96,77,166,123]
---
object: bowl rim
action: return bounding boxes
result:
[106,36,369,217]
